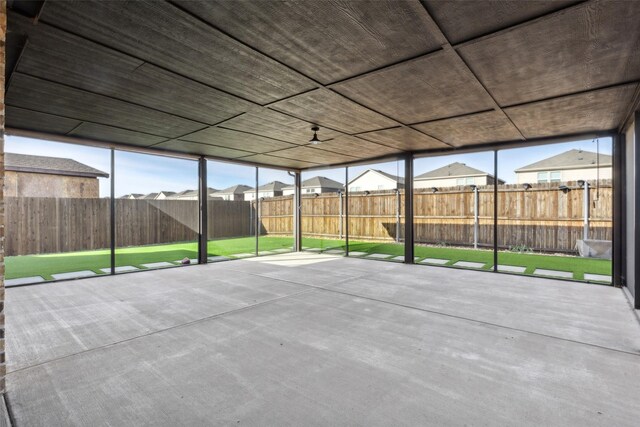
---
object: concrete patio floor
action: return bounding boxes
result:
[5,253,640,426]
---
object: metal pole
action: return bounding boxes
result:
[583,181,590,241]
[255,167,259,256]
[293,172,302,252]
[612,133,625,288]
[493,150,498,272]
[345,167,349,256]
[198,157,208,264]
[404,155,414,264]
[473,186,479,250]
[110,149,115,275]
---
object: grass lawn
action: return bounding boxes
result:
[6,236,611,284]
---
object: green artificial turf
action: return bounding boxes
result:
[6,236,611,283]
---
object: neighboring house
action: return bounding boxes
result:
[155,191,176,200]
[165,188,219,200]
[4,152,109,198]
[282,176,343,196]
[213,184,253,201]
[120,193,143,199]
[347,169,404,192]
[515,149,612,184]
[414,162,504,189]
[244,181,289,201]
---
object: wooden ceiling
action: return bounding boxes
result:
[5,0,640,170]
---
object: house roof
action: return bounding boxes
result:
[282,176,344,190]
[415,162,490,180]
[244,180,289,193]
[349,169,405,185]
[170,189,197,198]
[515,149,613,172]
[215,184,254,195]
[142,192,159,199]
[5,152,109,178]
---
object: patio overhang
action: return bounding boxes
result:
[4,0,640,170]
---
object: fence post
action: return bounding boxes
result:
[583,180,590,241]
[338,191,343,240]
[472,185,479,249]
[395,188,400,243]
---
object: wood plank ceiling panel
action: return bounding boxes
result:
[5,106,81,135]
[6,74,205,138]
[220,109,343,146]
[238,154,319,170]
[412,111,523,147]
[315,135,401,158]
[263,146,357,165]
[153,140,255,159]
[504,84,638,138]
[332,50,495,124]
[271,89,397,134]
[423,0,580,44]
[458,0,640,106]
[69,123,168,147]
[13,17,253,126]
[356,127,449,151]
[176,0,441,84]
[179,127,297,154]
[39,0,316,104]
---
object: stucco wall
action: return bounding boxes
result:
[4,171,100,198]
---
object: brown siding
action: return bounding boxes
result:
[4,170,100,198]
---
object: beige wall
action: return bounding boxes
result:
[414,175,489,189]
[245,190,281,201]
[348,172,398,192]
[516,167,612,184]
[4,171,100,198]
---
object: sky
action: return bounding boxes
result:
[6,135,612,197]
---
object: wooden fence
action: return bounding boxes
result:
[6,181,612,255]
[5,198,253,256]
[263,181,613,253]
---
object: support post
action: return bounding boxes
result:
[404,154,414,264]
[345,167,349,256]
[255,167,259,256]
[110,149,115,274]
[294,171,302,252]
[634,112,640,308]
[493,150,498,272]
[613,133,625,288]
[198,157,208,264]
